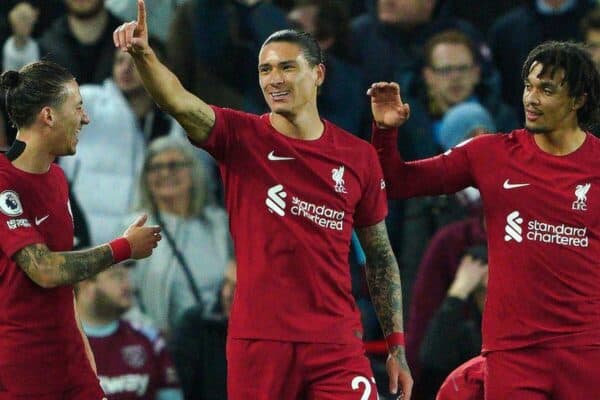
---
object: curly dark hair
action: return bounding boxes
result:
[521,41,600,131]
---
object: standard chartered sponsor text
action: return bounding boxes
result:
[527,220,589,247]
[292,197,344,230]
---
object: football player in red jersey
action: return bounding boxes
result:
[0,61,161,399]
[370,41,600,400]
[112,1,412,399]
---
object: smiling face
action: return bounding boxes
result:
[146,149,193,204]
[258,41,324,118]
[522,62,581,134]
[49,80,89,156]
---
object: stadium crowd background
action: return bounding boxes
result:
[1,0,599,399]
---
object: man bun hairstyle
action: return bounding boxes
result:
[0,61,75,129]
[521,41,600,131]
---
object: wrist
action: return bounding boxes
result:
[385,332,405,351]
[108,237,131,263]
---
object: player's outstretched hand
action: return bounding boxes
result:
[122,214,161,259]
[113,0,149,56]
[386,347,413,400]
[367,82,411,129]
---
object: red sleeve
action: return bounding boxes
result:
[436,356,485,400]
[189,106,252,164]
[371,124,476,199]
[0,182,45,258]
[354,144,388,227]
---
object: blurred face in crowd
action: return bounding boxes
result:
[48,80,89,156]
[542,0,568,9]
[221,261,237,318]
[288,5,318,36]
[92,265,134,320]
[585,29,600,67]
[64,0,105,19]
[424,43,480,113]
[146,149,193,206]
[377,0,435,25]
[113,50,144,95]
[258,41,324,118]
[523,62,582,134]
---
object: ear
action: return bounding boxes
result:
[572,93,587,111]
[315,63,326,87]
[39,106,55,127]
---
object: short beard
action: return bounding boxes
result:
[525,123,551,134]
[93,289,129,321]
[68,3,105,20]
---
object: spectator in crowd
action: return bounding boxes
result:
[581,6,600,66]
[130,136,231,335]
[406,216,486,399]
[39,0,124,84]
[488,0,596,116]
[169,260,236,400]
[2,2,40,72]
[76,262,183,399]
[419,245,487,399]
[106,0,187,43]
[435,356,485,400]
[0,0,65,46]
[437,0,528,37]
[60,43,182,245]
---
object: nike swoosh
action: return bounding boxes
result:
[503,179,530,189]
[268,151,295,161]
[35,215,49,225]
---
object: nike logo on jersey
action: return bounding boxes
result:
[503,179,530,190]
[35,215,49,225]
[268,151,295,161]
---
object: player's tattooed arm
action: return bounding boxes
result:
[14,243,114,288]
[356,221,403,335]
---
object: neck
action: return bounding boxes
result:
[11,132,55,173]
[532,125,587,155]
[77,304,118,327]
[269,106,324,140]
[68,10,108,45]
[126,91,154,119]
[155,195,190,217]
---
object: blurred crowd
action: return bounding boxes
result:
[1,0,599,399]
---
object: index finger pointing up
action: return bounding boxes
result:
[137,0,146,28]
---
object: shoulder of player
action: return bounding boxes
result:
[325,120,376,156]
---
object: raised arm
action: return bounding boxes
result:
[13,214,161,289]
[368,82,474,199]
[113,0,215,144]
[356,221,413,399]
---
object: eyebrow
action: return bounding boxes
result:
[258,59,298,69]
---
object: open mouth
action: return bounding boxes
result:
[270,91,290,101]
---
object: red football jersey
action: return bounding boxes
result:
[86,320,180,400]
[0,155,100,394]
[373,128,600,351]
[193,107,387,344]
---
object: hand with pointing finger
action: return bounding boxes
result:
[113,0,149,56]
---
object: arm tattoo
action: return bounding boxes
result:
[177,104,215,144]
[356,221,404,337]
[14,243,114,287]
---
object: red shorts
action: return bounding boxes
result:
[227,338,379,399]
[485,346,600,400]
